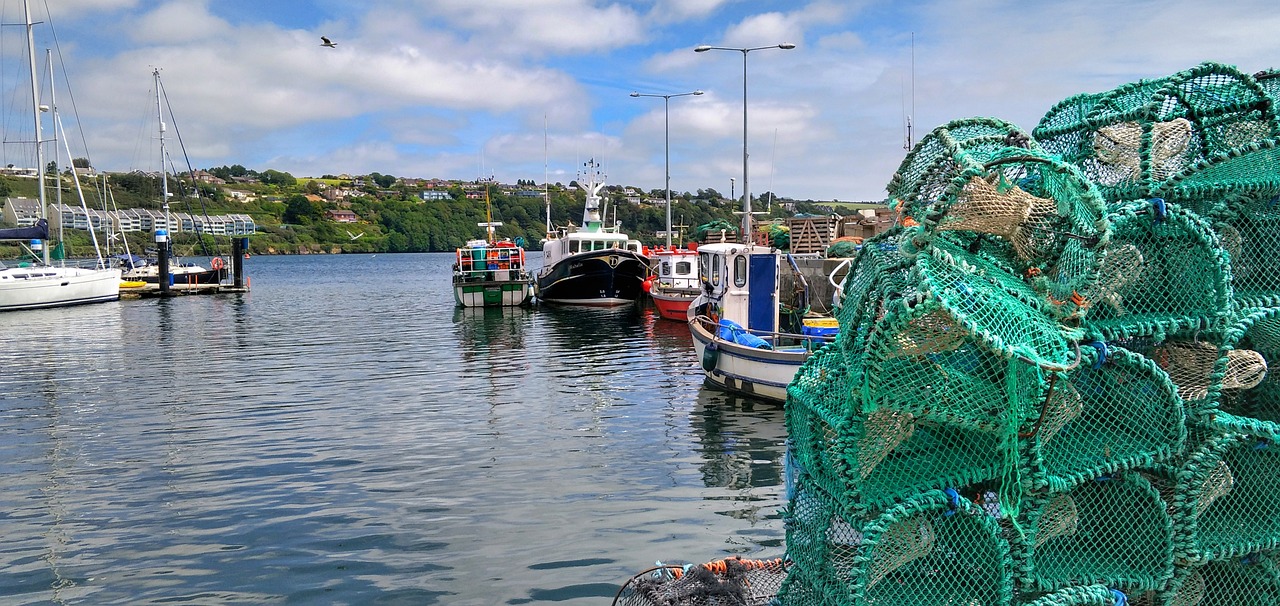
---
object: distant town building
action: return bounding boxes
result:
[325,209,360,223]
[1,196,43,226]
[420,190,451,201]
[36,203,256,236]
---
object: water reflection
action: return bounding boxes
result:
[452,305,533,354]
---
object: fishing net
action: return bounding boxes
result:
[1034,62,1280,202]
[786,345,1004,513]
[1219,308,1280,427]
[1171,428,1280,563]
[782,481,1012,606]
[1021,585,1128,606]
[1129,552,1280,606]
[887,117,1038,226]
[1020,344,1186,494]
[1079,199,1233,342]
[1208,190,1280,308]
[1014,472,1174,593]
[612,557,789,606]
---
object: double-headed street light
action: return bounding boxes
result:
[630,89,704,248]
[694,42,795,243]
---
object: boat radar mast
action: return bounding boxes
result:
[580,158,606,229]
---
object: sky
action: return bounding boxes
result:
[2,0,1279,203]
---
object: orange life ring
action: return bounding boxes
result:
[210,257,226,271]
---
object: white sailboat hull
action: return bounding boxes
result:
[0,267,122,311]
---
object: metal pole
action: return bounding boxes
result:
[630,90,701,248]
[694,43,794,244]
[741,49,750,244]
[663,95,671,247]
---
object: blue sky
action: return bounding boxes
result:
[2,0,1280,202]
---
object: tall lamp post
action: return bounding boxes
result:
[630,89,703,248]
[694,42,795,243]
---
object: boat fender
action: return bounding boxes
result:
[642,278,653,293]
[701,341,719,372]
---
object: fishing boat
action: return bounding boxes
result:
[453,180,533,307]
[534,159,648,306]
[643,244,700,321]
[0,1,120,312]
[687,242,836,404]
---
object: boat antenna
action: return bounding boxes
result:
[767,127,778,212]
[903,31,915,151]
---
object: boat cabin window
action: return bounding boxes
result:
[569,240,580,253]
[660,262,671,277]
[709,255,721,287]
[733,255,748,287]
[627,242,640,253]
[675,261,692,276]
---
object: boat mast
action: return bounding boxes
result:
[24,0,48,266]
[477,177,502,244]
[46,48,63,262]
[155,67,169,233]
[544,115,551,237]
[580,158,604,229]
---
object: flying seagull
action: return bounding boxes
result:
[346,230,364,240]
[320,36,336,48]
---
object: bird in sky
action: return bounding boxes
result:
[346,230,364,240]
[320,36,336,48]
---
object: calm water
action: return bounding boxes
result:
[0,253,788,605]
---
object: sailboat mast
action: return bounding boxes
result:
[46,49,65,260]
[24,0,48,266]
[155,68,169,222]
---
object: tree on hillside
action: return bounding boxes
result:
[368,172,397,188]
[261,169,296,186]
[282,194,321,224]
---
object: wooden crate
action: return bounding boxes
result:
[786,215,840,254]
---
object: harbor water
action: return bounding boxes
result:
[0,253,787,605]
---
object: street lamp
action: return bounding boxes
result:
[630,89,704,248]
[694,42,795,243]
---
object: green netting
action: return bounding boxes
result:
[786,345,1004,514]
[1080,199,1234,342]
[1034,62,1280,202]
[1172,427,1280,563]
[721,64,1280,606]
[1020,344,1186,494]
[783,480,1013,605]
[1208,190,1280,308]
[887,118,1040,225]
[1130,553,1280,606]
[1014,472,1174,593]
[1221,308,1280,426]
[1021,585,1126,606]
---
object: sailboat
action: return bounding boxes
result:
[120,68,227,286]
[534,159,649,306]
[0,0,120,312]
[452,178,533,307]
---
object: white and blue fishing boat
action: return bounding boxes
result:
[687,242,836,403]
[534,159,648,306]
